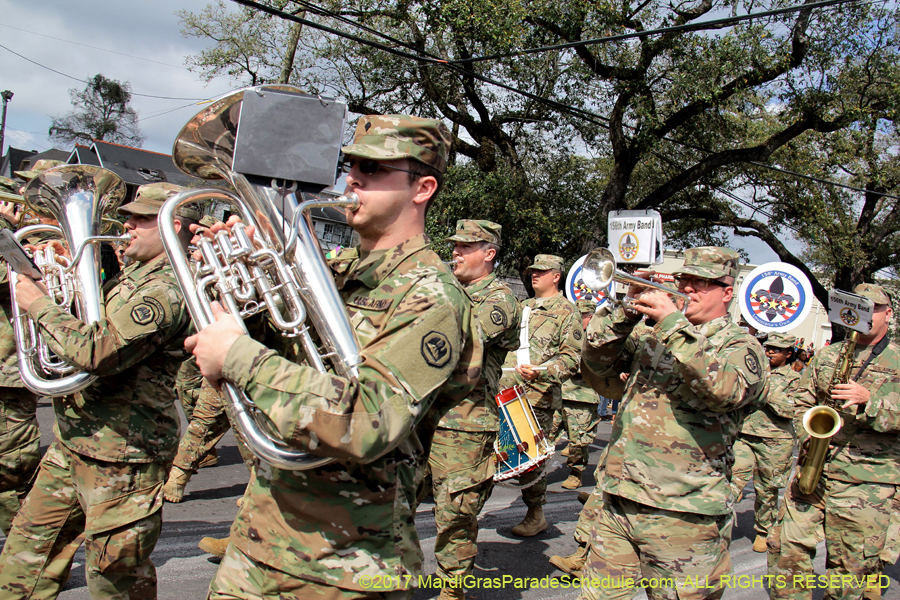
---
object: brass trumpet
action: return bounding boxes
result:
[581,248,691,314]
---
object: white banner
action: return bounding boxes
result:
[827,289,874,334]
[607,210,663,266]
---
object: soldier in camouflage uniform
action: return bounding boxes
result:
[579,247,768,600]
[769,283,900,600]
[499,254,581,537]
[0,182,198,599]
[731,332,799,553]
[187,115,483,600]
[0,176,41,536]
[554,299,602,490]
[421,219,521,600]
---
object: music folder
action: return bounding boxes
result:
[0,229,43,279]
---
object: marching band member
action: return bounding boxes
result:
[499,254,581,537]
[731,332,799,553]
[425,219,521,600]
[579,247,768,600]
[770,284,900,600]
[187,116,483,599]
[0,182,197,598]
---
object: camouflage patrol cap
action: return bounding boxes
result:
[199,215,218,228]
[527,254,564,272]
[446,219,502,246]
[764,332,797,349]
[675,247,740,282]
[341,115,452,173]
[854,283,892,306]
[576,299,597,315]
[14,159,66,181]
[0,176,23,202]
[118,183,200,220]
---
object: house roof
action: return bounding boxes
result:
[2,148,69,176]
[79,140,202,187]
[309,206,348,224]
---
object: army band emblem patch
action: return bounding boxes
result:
[745,352,760,376]
[738,262,813,333]
[490,306,508,328]
[422,331,452,368]
[131,303,157,325]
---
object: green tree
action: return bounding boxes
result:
[182,0,899,298]
[48,74,144,148]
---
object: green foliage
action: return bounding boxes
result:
[48,74,143,148]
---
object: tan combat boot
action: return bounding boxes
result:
[511,506,547,537]
[561,470,582,490]
[163,466,193,503]
[560,445,570,457]
[577,491,591,505]
[198,536,230,558]
[752,535,768,553]
[197,448,218,469]
[549,543,588,576]
[438,586,466,600]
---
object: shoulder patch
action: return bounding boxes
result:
[143,296,165,326]
[574,327,582,341]
[131,303,158,326]
[421,331,452,368]
[490,306,508,328]
[745,351,760,376]
[346,295,393,311]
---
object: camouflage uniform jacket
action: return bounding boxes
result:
[583,307,768,516]
[499,292,581,409]
[0,218,23,388]
[26,255,191,463]
[220,233,482,591]
[794,338,900,485]
[562,372,601,405]
[437,272,520,431]
[740,363,798,440]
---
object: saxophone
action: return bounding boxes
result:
[796,330,857,494]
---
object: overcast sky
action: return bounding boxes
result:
[0,0,237,155]
[0,0,790,264]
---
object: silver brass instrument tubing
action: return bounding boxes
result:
[9,165,128,396]
[580,248,691,315]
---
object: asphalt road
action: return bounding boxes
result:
[6,399,898,599]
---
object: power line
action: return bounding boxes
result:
[0,44,207,101]
[447,0,859,64]
[0,24,190,71]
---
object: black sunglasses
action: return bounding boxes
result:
[341,159,415,176]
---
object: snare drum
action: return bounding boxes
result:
[493,385,554,483]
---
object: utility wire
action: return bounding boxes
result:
[245,0,894,202]
[0,44,207,101]
[446,0,859,64]
[0,24,190,71]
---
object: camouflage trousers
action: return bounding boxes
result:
[0,387,40,535]
[550,400,599,475]
[580,494,733,600]
[0,440,167,599]
[731,433,794,537]
[518,406,554,509]
[208,542,410,600]
[173,380,255,473]
[426,428,495,582]
[768,476,895,600]
[575,487,603,544]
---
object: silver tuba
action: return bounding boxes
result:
[159,85,362,470]
[8,165,131,396]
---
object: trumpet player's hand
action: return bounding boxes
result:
[831,380,869,409]
[14,274,49,312]
[0,202,22,226]
[516,364,540,382]
[628,288,677,323]
[184,301,245,391]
